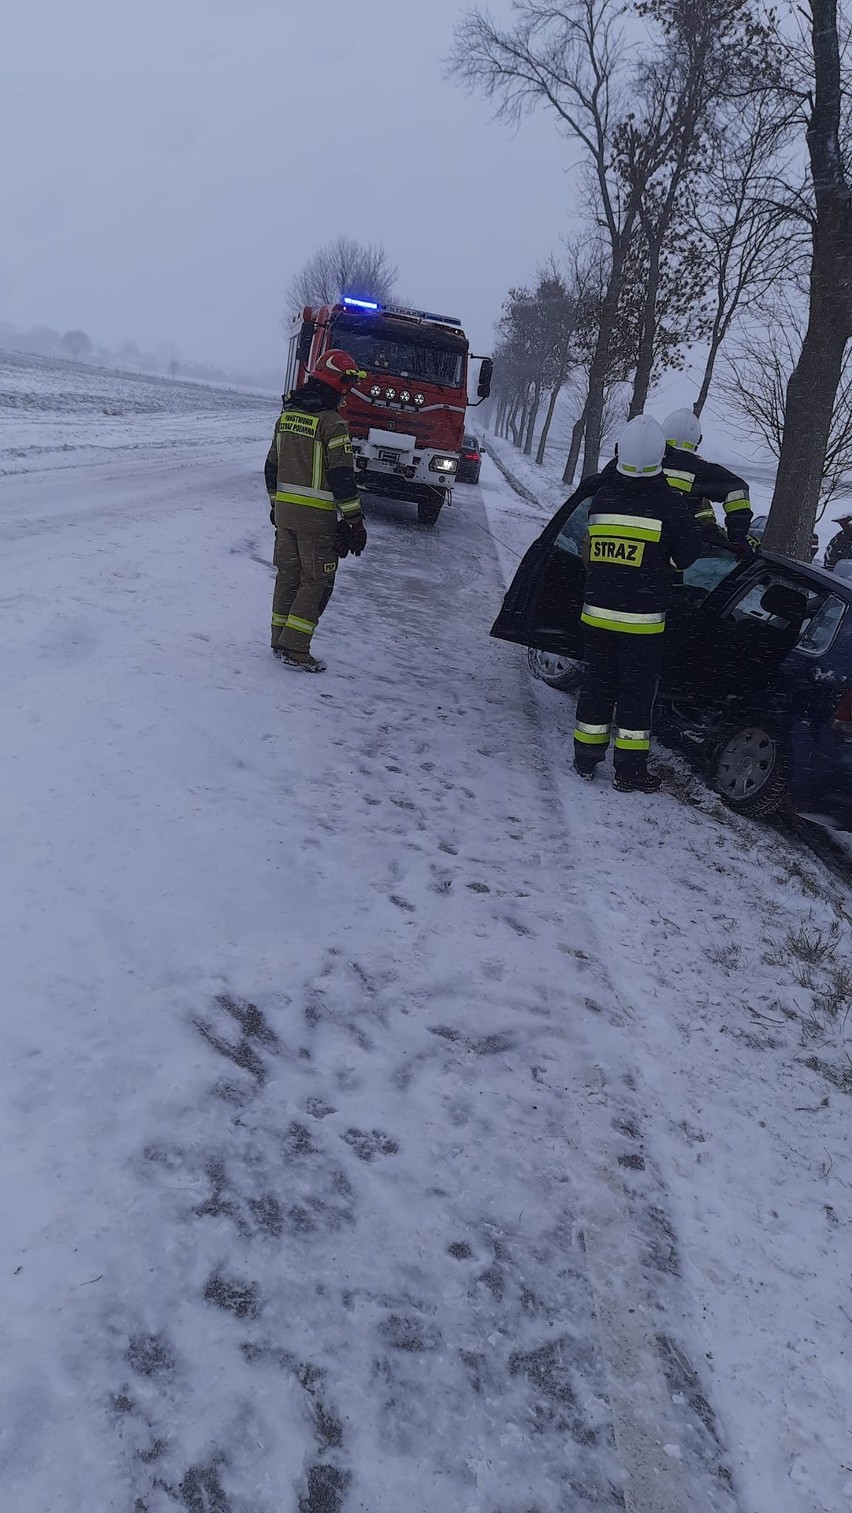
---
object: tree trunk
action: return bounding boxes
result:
[764,0,852,559]
[517,387,529,444]
[628,237,662,418]
[693,258,733,418]
[693,320,725,418]
[763,306,848,557]
[523,380,541,455]
[581,242,629,476]
[563,403,588,484]
[537,381,563,465]
[508,398,522,446]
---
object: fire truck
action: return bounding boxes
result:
[285,297,493,525]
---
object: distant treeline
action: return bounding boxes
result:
[0,318,279,394]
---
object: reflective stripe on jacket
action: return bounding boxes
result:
[264,387,361,518]
[581,474,702,634]
[662,445,752,540]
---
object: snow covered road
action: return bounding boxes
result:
[1,384,850,1512]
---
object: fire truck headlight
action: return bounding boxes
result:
[370,385,382,398]
[414,393,425,406]
[385,388,396,399]
[400,390,411,403]
[430,455,458,474]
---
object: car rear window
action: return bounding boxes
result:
[463,435,477,448]
[724,573,846,657]
[555,498,594,555]
[796,593,846,656]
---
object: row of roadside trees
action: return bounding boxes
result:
[451,0,852,559]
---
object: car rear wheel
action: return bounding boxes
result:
[528,647,583,691]
[711,722,791,817]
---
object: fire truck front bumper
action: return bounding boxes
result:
[352,428,458,498]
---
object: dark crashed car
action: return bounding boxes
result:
[492,490,852,819]
[456,433,482,485]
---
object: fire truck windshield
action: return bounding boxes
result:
[330,317,465,389]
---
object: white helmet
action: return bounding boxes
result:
[663,407,702,452]
[616,414,666,478]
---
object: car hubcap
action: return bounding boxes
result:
[717,728,776,800]
[533,650,574,680]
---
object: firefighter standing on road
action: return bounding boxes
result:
[824,513,852,573]
[573,415,702,793]
[264,350,367,672]
[661,407,753,548]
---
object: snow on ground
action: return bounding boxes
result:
[0,366,850,1512]
[0,350,271,478]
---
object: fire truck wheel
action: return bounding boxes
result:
[417,496,444,526]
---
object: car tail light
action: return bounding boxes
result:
[463,450,480,461]
[831,690,852,740]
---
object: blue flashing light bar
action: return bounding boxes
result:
[343,296,380,311]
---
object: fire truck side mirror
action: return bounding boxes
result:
[297,319,315,367]
[477,357,493,399]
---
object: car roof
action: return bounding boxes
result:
[761,548,852,599]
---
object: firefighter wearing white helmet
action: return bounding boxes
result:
[661,407,752,547]
[573,415,702,792]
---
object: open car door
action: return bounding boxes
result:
[661,551,817,711]
[661,545,745,697]
[491,493,595,658]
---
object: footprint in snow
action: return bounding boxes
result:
[340,1128,399,1162]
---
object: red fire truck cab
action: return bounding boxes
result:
[285,297,493,525]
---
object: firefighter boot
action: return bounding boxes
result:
[274,648,327,673]
[572,758,598,782]
[613,767,662,794]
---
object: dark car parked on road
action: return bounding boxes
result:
[492,490,852,819]
[456,433,482,485]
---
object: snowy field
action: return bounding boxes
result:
[1,360,851,1513]
[0,350,271,477]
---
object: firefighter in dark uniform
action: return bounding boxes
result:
[660,408,752,548]
[573,415,702,792]
[264,349,367,672]
[824,513,852,572]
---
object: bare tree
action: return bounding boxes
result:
[721,315,852,512]
[535,252,598,464]
[453,0,667,477]
[692,92,795,416]
[286,236,398,313]
[617,0,768,417]
[61,329,92,362]
[764,0,852,557]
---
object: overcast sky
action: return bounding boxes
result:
[0,0,579,376]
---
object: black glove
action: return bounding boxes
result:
[729,536,755,559]
[269,495,276,526]
[338,516,367,557]
[347,515,367,556]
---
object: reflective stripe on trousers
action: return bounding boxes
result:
[574,626,663,775]
[614,728,651,751]
[574,720,610,746]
